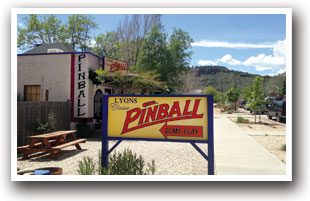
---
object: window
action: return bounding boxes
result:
[24,85,41,101]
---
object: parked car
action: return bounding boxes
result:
[238,99,247,108]
[267,100,286,122]
[249,104,268,114]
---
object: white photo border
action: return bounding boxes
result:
[11,7,292,181]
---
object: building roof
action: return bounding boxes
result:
[23,42,76,54]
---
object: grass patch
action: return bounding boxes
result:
[236,116,249,123]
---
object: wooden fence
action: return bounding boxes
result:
[17,101,71,146]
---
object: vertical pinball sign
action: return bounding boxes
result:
[102,95,214,175]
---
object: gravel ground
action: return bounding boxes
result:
[17,138,210,175]
[251,135,286,164]
[227,115,286,164]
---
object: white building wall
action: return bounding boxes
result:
[17,54,71,101]
[87,54,101,118]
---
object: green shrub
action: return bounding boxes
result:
[77,156,97,175]
[236,116,249,123]
[104,149,155,175]
[36,111,56,134]
[77,149,156,175]
[281,144,286,151]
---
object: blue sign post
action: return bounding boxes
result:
[102,94,214,175]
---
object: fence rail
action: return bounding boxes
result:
[17,101,71,146]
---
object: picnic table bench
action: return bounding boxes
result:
[18,130,86,159]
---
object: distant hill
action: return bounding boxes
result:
[179,66,285,95]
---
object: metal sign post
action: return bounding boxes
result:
[102,94,214,175]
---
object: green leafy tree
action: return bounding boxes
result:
[226,84,240,111]
[92,69,164,94]
[280,72,286,96]
[60,14,98,51]
[18,14,62,49]
[203,86,220,103]
[92,32,121,59]
[137,25,193,92]
[248,76,265,123]
[242,85,253,101]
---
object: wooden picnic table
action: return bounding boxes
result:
[18,130,86,159]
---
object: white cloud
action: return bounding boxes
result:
[198,60,218,65]
[217,54,241,65]
[196,39,286,74]
[273,40,286,57]
[192,40,273,49]
[243,40,286,71]
[277,68,286,74]
[89,40,96,48]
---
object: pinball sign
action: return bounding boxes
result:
[103,95,213,143]
[103,57,127,73]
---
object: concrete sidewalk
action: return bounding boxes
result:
[214,114,286,175]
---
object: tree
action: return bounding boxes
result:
[115,14,161,67]
[226,84,240,111]
[92,69,164,94]
[203,86,220,103]
[18,14,62,49]
[248,76,265,123]
[137,25,193,92]
[280,72,286,97]
[92,31,121,59]
[60,14,98,51]
[242,85,253,101]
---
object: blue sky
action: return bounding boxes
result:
[17,14,286,76]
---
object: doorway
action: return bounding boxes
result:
[94,89,103,124]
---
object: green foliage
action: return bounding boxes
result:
[137,25,193,92]
[61,14,98,51]
[180,66,286,96]
[18,14,62,49]
[280,73,286,96]
[92,31,121,58]
[103,149,156,175]
[203,86,220,102]
[281,144,286,151]
[77,156,97,175]
[236,116,249,123]
[18,14,97,51]
[111,14,162,67]
[77,149,156,175]
[92,69,164,94]
[226,85,240,107]
[248,76,266,123]
[242,85,253,100]
[36,111,56,134]
[248,76,265,123]
[264,72,286,96]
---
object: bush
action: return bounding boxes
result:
[77,156,97,175]
[77,149,156,175]
[103,149,156,175]
[76,119,93,138]
[36,111,56,134]
[236,116,249,123]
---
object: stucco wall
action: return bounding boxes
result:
[17,54,71,101]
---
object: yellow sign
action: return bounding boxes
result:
[104,57,127,72]
[107,96,208,141]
